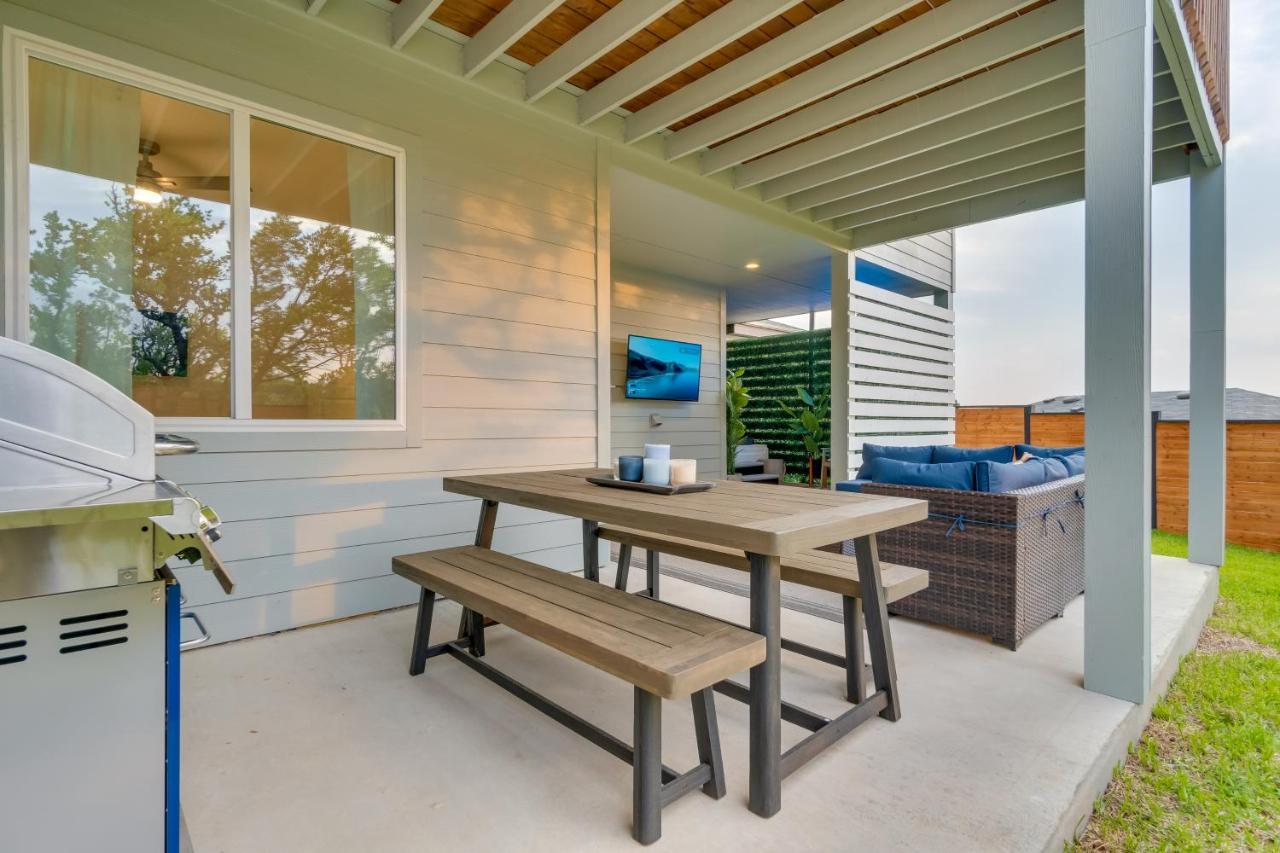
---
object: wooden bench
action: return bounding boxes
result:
[392,545,765,845]
[597,527,928,703]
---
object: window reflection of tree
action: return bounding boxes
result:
[29,189,230,415]
[250,216,395,420]
[28,186,396,420]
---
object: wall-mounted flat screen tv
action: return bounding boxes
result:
[625,335,702,402]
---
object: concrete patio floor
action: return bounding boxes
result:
[181,555,1215,853]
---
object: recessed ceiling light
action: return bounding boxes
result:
[744,261,760,270]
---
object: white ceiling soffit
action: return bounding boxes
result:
[610,167,832,321]
[319,0,1205,249]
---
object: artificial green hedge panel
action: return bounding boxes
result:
[726,329,832,473]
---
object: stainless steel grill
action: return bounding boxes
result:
[0,337,234,853]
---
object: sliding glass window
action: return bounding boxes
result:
[19,52,402,426]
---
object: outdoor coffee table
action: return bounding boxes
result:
[443,468,927,818]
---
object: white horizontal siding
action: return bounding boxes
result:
[610,265,727,480]
[842,237,957,473]
[855,231,955,293]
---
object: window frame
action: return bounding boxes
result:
[3,31,409,437]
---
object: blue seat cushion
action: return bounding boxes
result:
[1016,443,1085,458]
[855,442,935,479]
[976,458,1051,493]
[862,457,976,491]
[834,479,870,493]
[932,444,1014,464]
[1053,453,1085,476]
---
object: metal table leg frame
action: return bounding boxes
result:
[851,535,900,721]
[614,543,633,591]
[748,552,782,818]
[459,500,500,640]
[842,595,866,703]
[646,550,661,598]
[632,541,867,705]
[582,519,601,582]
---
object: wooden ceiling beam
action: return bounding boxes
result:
[706,0,1084,178]
[622,0,919,144]
[391,0,446,50]
[525,0,685,102]
[463,0,565,78]
[577,0,796,125]
[794,69,1179,213]
[733,33,1085,192]
[664,0,1041,162]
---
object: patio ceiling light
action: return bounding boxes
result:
[744,261,760,270]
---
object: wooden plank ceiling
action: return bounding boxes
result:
[359,0,1204,243]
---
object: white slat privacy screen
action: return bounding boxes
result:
[845,233,956,473]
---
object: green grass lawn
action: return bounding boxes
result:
[1077,534,1280,850]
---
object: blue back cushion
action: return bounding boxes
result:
[1053,453,1085,476]
[932,444,1014,464]
[1041,457,1070,481]
[856,442,935,479]
[1016,443,1084,458]
[976,459,1049,493]
[863,457,976,491]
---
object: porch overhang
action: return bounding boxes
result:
[301,0,1226,248]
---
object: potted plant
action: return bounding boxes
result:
[725,367,749,479]
[779,387,829,487]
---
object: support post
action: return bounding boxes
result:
[1188,155,1227,567]
[829,252,852,484]
[1082,0,1154,703]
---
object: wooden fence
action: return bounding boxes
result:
[956,406,1279,551]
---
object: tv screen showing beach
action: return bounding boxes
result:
[625,335,702,402]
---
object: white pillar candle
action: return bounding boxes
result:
[643,443,671,460]
[669,459,697,486]
[642,458,671,486]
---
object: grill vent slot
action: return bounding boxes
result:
[61,636,128,655]
[60,609,128,626]
[58,612,129,655]
[0,625,27,666]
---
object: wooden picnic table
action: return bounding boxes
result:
[443,468,928,818]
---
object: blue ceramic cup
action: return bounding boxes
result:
[618,455,644,482]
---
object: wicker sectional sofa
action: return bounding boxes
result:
[850,474,1085,650]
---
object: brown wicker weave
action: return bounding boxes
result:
[850,475,1085,650]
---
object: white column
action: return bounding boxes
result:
[829,251,852,484]
[1083,0,1154,703]
[1188,155,1227,566]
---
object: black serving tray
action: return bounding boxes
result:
[585,475,715,496]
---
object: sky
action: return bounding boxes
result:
[952,0,1279,405]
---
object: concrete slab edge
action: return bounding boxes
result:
[1045,564,1220,852]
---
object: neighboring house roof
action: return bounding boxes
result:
[1031,389,1280,422]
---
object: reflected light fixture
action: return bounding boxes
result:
[132,184,163,205]
[744,261,760,270]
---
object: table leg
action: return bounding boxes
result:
[459,500,500,639]
[747,551,782,818]
[582,519,600,582]
[851,535,900,721]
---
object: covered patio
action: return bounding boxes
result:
[0,0,1232,850]
[178,555,1215,851]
